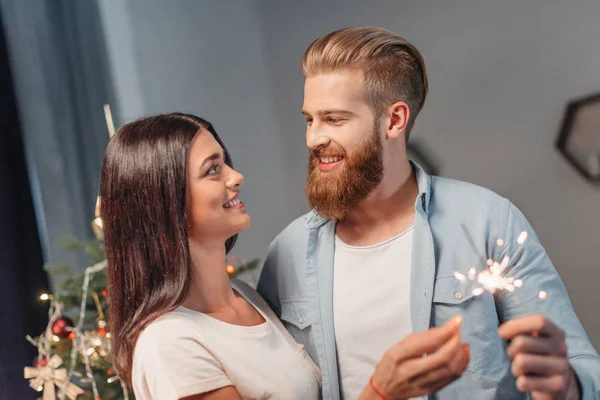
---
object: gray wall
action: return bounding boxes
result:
[98,0,600,348]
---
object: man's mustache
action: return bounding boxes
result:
[310,146,346,159]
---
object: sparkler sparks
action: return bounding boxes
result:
[454,271,466,283]
[517,231,528,245]
[468,267,476,280]
[454,232,540,297]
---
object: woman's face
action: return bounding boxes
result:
[185,129,250,245]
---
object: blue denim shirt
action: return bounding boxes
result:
[257,163,600,400]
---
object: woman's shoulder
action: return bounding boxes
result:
[231,278,272,312]
[230,277,256,298]
[231,278,286,330]
[135,309,200,350]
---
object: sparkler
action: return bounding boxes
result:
[454,231,545,298]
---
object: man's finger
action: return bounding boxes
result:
[410,343,469,387]
[511,354,569,377]
[498,315,564,340]
[420,375,458,397]
[403,331,462,380]
[393,316,463,361]
[516,375,568,396]
[506,335,566,359]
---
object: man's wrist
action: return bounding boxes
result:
[358,377,390,400]
[358,385,383,400]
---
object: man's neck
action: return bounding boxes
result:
[336,166,419,247]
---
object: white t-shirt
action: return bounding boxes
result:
[132,279,321,400]
[334,227,421,400]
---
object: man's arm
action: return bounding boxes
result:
[256,238,281,316]
[496,201,600,400]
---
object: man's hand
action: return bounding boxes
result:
[499,315,581,400]
[360,316,469,400]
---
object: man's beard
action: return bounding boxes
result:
[306,122,384,221]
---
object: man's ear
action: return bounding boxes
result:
[386,101,410,140]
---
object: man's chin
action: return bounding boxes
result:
[310,205,346,221]
[306,189,347,220]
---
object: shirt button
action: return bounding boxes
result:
[298,315,304,324]
[453,291,464,300]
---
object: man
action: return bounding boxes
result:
[257,26,600,400]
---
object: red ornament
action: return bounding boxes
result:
[32,356,47,368]
[101,289,108,297]
[107,369,114,376]
[51,316,74,338]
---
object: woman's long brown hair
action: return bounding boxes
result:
[99,113,237,386]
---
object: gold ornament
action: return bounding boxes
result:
[91,197,103,239]
[80,328,112,368]
[24,354,84,400]
[80,293,112,368]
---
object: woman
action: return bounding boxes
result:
[99,113,321,400]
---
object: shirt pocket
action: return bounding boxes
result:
[280,300,318,360]
[431,276,502,374]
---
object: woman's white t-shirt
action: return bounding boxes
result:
[132,279,321,400]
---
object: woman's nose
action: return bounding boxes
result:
[225,166,244,189]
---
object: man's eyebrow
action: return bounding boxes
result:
[301,109,356,117]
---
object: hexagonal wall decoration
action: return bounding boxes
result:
[556,93,600,183]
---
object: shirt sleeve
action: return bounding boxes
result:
[497,201,600,400]
[134,326,232,400]
[257,237,282,316]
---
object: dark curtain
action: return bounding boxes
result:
[0,0,119,272]
[0,11,50,400]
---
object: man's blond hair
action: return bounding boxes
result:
[302,26,428,138]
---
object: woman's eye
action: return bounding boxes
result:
[207,164,221,176]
